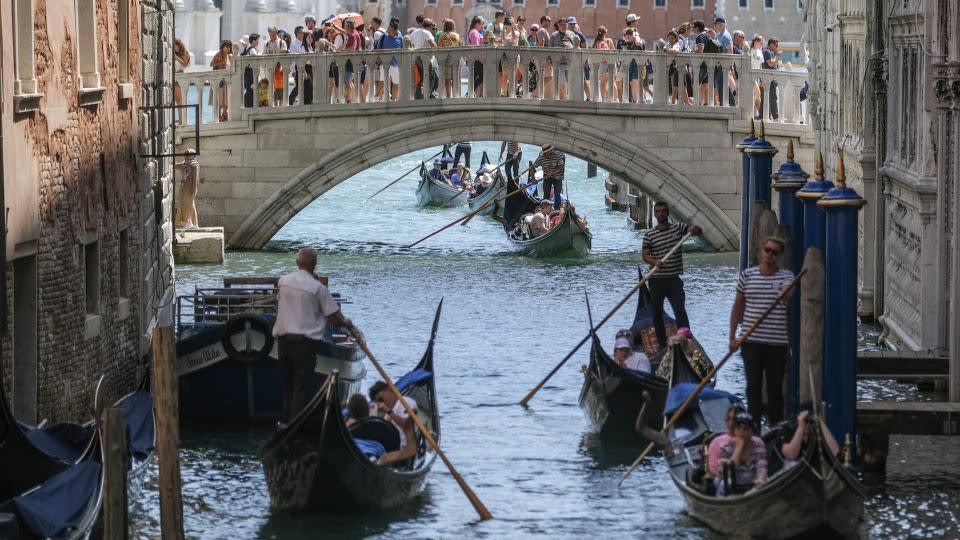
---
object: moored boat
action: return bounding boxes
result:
[0,377,108,540]
[492,174,592,258]
[466,151,507,216]
[664,385,866,538]
[175,277,365,425]
[259,302,443,512]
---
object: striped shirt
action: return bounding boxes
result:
[736,266,794,345]
[505,142,520,155]
[642,223,689,277]
[534,150,565,180]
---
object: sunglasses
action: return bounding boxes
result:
[763,246,782,256]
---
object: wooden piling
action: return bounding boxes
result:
[152,326,185,540]
[748,204,777,266]
[102,406,128,540]
[587,162,598,178]
[799,247,825,405]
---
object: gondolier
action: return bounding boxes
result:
[534,144,565,208]
[274,247,362,421]
[642,201,702,350]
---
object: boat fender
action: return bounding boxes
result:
[221,314,274,364]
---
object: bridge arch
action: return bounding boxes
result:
[229,111,740,251]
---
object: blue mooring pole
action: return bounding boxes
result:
[746,121,777,212]
[771,140,809,418]
[796,154,834,255]
[736,119,758,271]
[817,156,866,457]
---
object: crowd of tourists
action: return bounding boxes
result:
[174,11,802,120]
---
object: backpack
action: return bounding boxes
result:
[701,33,723,54]
[240,45,253,56]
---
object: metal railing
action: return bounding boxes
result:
[176,287,278,328]
[175,47,810,126]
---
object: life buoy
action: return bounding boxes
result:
[220,314,274,364]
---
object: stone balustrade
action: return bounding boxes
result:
[176,47,810,126]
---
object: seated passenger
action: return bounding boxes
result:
[345,393,372,427]
[716,413,767,494]
[549,204,565,227]
[368,381,419,465]
[451,164,470,189]
[428,160,451,185]
[612,334,651,373]
[706,404,747,476]
[780,406,840,461]
[528,199,554,238]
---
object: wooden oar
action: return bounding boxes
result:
[354,338,493,520]
[617,267,807,486]
[438,158,512,205]
[404,173,541,249]
[366,148,444,200]
[519,232,692,407]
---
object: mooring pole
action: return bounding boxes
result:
[771,140,809,418]
[817,157,866,457]
[153,326,185,540]
[745,121,778,264]
[102,406,129,540]
[736,119,758,271]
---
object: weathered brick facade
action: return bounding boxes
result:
[1,0,175,423]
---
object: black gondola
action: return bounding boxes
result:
[0,377,106,539]
[579,281,708,439]
[259,302,443,512]
[663,384,866,538]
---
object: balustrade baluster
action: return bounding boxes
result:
[653,53,668,106]
[229,63,242,121]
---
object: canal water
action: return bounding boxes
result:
[133,143,959,538]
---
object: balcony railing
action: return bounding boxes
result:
[175,47,810,127]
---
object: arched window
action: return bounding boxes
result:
[76,0,101,89]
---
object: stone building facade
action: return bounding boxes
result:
[175,0,343,67]
[392,0,717,42]
[805,0,958,376]
[1,0,176,423]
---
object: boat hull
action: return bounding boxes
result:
[507,208,593,258]
[176,317,364,425]
[671,457,864,539]
[415,176,468,208]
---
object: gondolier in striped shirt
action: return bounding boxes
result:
[728,236,794,427]
[642,201,703,350]
[274,247,363,422]
[534,144,565,209]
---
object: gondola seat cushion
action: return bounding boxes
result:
[349,418,401,453]
[353,439,387,459]
[395,369,433,392]
[12,460,101,539]
[122,391,156,458]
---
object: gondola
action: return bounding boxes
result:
[579,326,704,440]
[175,276,365,425]
[415,147,469,208]
[466,151,507,216]
[259,301,443,512]
[0,376,106,539]
[663,385,866,538]
[491,172,592,258]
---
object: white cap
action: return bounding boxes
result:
[626,14,638,22]
[483,164,497,173]
[615,337,632,349]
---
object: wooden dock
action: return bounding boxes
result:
[857,400,960,471]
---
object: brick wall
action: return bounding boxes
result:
[1,0,175,422]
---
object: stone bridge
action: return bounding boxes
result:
[174,47,813,250]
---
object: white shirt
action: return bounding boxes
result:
[273,270,340,341]
[369,29,384,51]
[264,37,287,55]
[623,352,651,373]
[289,38,305,54]
[391,396,419,448]
[409,28,434,49]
